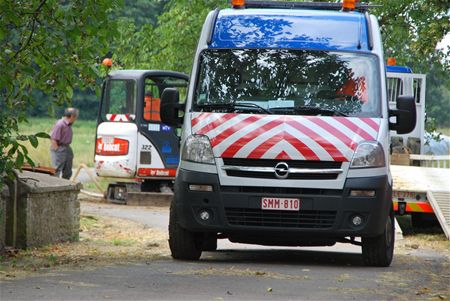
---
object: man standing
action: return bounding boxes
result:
[50,108,79,179]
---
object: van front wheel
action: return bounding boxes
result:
[362,209,395,267]
[168,204,202,260]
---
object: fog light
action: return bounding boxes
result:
[351,215,363,226]
[199,210,211,221]
[350,190,375,197]
[189,184,213,192]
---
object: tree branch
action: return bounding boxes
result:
[6,0,47,64]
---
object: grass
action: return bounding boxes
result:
[83,178,120,192]
[18,117,97,168]
[437,128,450,136]
[80,215,100,231]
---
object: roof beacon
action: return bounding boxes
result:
[387,57,397,66]
[102,58,113,67]
[232,0,245,8]
[342,0,356,11]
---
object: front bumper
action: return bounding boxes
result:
[173,169,392,244]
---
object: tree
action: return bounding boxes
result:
[372,0,449,69]
[0,0,121,179]
[371,0,450,131]
[145,0,449,126]
[118,0,169,28]
[117,0,227,73]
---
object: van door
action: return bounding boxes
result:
[136,74,189,178]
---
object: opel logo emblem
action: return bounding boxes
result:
[274,162,289,179]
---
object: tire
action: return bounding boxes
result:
[362,209,395,267]
[202,234,218,251]
[168,203,202,260]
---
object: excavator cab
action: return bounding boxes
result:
[95,70,189,203]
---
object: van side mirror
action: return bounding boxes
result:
[389,96,416,134]
[160,88,184,127]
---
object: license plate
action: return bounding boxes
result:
[261,197,300,211]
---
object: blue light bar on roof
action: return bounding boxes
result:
[210,10,370,52]
[386,66,413,73]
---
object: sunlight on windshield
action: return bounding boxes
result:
[195,49,380,117]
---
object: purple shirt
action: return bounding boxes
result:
[51,118,73,146]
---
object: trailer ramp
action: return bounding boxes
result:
[427,191,450,239]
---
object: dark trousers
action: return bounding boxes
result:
[50,145,73,179]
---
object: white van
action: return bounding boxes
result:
[161,1,416,267]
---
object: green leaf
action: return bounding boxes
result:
[7,143,18,157]
[15,152,24,167]
[24,154,35,167]
[28,135,39,148]
[16,135,27,141]
[19,144,29,155]
[36,132,50,139]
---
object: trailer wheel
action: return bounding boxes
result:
[362,209,395,267]
[168,203,202,260]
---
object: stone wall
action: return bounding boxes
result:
[18,190,80,248]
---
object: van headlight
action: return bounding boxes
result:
[350,141,385,168]
[181,135,215,164]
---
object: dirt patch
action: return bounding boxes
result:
[0,214,170,280]
[396,233,450,259]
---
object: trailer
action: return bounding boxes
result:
[386,63,450,237]
[391,165,450,238]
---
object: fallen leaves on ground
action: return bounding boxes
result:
[0,214,170,280]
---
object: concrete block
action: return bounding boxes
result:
[7,171,81,249]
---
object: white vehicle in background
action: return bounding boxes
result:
[386,60,426,155]
[94,70,189,203]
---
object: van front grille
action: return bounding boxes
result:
[223,158,342,169]
[222,158,342,180]
[225,208,336,229]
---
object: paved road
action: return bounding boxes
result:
[1,202,448,301]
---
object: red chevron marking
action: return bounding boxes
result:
[334,118,374,140]
[307,117,358,150]
[247,132,320,160]
[360,117,379,132]
[286,119,347,161]
[275,150,291,160]
[221,118,284,158]
[191,112,211,128]
[210,115,260,147]
[196,113,237,135]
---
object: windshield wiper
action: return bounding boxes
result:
[195,102,272,114]
[271,105,347,117]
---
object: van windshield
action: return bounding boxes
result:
[194,49,380,117]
